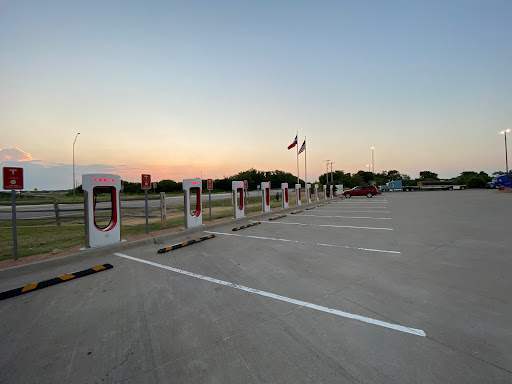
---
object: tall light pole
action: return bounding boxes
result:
[323,159,330,183]
[73,132,80,201]
[330,162,335,184]
[500,129,510,187]
[371,146,375,184]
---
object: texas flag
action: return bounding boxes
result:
[287,135,298,150]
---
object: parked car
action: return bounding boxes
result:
[343,185,378,198]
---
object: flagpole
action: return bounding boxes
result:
[304,136,307,185]
[296,131,299,185]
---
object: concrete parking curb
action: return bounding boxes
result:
[157,235,215,253]
[0,264,113,301]
[232,222,261,231]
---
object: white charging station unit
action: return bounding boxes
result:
[232,181,245,219]
[330,185,334,200]
[281,183,289,209]
[323,185,327,200]
[83,174,121,248]
[314,184,319,201]
[295,184,302,206]
[183,178,203,228]
[261,182,271,213]
[306,184,312,204]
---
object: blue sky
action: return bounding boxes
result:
[1,1,511,190]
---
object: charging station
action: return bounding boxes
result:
[232,181,245,219]
[295,184,302,206]
[323,185,327,200]
[83,174,121,248]
[330,185,334,200]
[306,184,312,204]
[261,182,271,212]
[183,178,202,228]
[281,183,289,209]
[314,184,319,202]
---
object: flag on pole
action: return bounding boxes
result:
[287,135,298,150]
[298,139,306,155]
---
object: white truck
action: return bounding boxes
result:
[380,179,466,192]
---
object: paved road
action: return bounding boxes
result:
[1,190,510,383]
[0,190,270,220]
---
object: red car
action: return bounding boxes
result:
[343,185,378,198]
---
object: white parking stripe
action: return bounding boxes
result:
[113,252,425,337]
[337,202,388,204]
[205,231,401,254]
[251,220,393,231]
[317,207,388,210]
[297,214,391,220]
[317,210,391,213]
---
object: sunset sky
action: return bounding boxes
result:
[1,1,511,190]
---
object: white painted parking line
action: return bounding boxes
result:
[338,202,387,204]
[317,210,391,214]
[205,231,401,254]
[321,206,387,209]
[251,221,393,231]
[297,214,391,220]
[113,252,425,337]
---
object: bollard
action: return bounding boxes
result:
[160,192,167,229]
[53,200,61,226]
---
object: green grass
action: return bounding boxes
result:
[0,195,293,261]
[0,225,85,260]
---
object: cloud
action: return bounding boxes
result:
[0,160,149,191]
[0,147,34,162]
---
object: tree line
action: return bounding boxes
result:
[318,169,499,189]
[71,168,506,195]
[126,169,503,194]
[120,168,301,194]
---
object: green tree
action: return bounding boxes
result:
[121,180,141,194]
[419,171,439,180]
[156,179,181,193]
[478,171,492,182]
[454,171,492,185]
[467,177,487,188]
[387,170,401,180]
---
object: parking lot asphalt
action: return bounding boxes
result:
[0,190,511,383]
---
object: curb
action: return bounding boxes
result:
[232,222,261,231]
[0,264,113,301]
[157,235,215,253]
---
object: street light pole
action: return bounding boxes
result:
[371,146,375,184]
[73,132,80,201]
[323,159,330,183]
[500,129,510,187]
[330,162,335,184]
